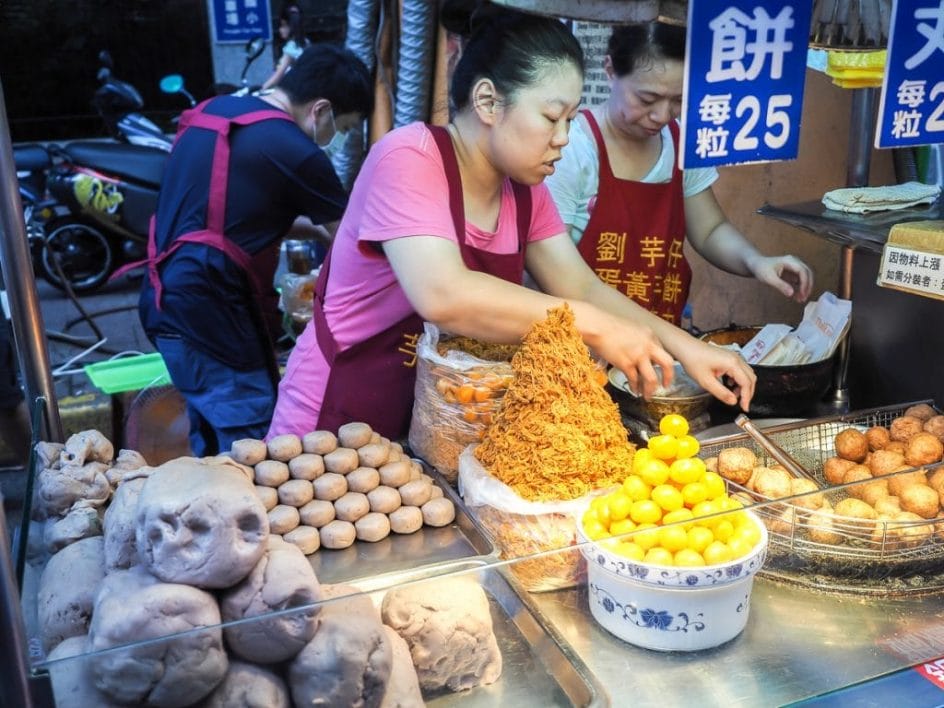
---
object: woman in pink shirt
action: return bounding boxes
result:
[270,4,756,440]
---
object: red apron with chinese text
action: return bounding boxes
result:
[112,99,293,384]
[578,110,690,325]
[312,125,531,439]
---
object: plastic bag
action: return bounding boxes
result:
[277,271,318,324]
[458,444,608,592]
[407,324,515,484]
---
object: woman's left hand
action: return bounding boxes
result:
[750,255,813,303]
[675,340,756,411]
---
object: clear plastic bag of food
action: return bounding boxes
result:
[457,444,604,592]
[407,324,517,485]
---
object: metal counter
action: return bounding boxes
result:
[530,577,944,705]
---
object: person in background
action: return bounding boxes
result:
[134,44,373,456]
[546,21,813,326]
[262,4,309,91]
[268,4,755,442]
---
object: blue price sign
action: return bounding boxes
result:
[212,0,271,43]
[680,1,812,168]
[876,0,944,148]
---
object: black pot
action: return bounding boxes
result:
[700,326,836,418]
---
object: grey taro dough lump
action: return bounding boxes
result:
[220,535,323,664]
[88,565,228,707]
[37,536,105,652]
[135,457,269,589]
[201,660,291,708]
[288,583,392,708]
[382,575,502,692]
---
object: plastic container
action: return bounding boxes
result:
[576,511,768,651]
[84,353,171,394]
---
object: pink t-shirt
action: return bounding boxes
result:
[269,122,564,437]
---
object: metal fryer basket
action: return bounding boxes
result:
[698,402,944,591]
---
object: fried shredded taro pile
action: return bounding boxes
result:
[474,304,635,501]
[436,335,519,362]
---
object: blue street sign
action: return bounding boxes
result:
[681,0,812,168]
[876,0,944,148]
[212,0,272,43]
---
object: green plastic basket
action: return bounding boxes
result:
[84,353,171,394]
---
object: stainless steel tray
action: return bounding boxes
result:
[307,462,499,585]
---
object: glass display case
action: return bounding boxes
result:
[9,405,944,707]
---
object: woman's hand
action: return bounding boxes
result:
[582,310,677,400]
[674,339,756,411]
[749,254,814,303]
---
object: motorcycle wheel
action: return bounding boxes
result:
[40,217,115,293]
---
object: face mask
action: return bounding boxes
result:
[322,128,347,155]
[314,108,339,148]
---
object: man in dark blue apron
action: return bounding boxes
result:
[132,45,372,456]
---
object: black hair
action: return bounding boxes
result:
[607,21,686,77]
[280,4,306,47]
[280,44,374,117]
[447,2,584,112]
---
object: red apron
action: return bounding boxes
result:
[311,125,531,439]
[578,110,690,325]
[113,98,293,382]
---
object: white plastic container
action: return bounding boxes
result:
[576,513,768,652]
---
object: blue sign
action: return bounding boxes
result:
[212,0,271,43]
[680,1,812,168]
[876,0,944,148]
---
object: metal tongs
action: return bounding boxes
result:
[734,414,822,487]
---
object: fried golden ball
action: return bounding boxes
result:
[927,465,944,493]
[899,483,940,519]
[789,478,824,510]
[904,403,937,422]
[860,481,890,507]
[805,508,843,545]
[834,498,878,540]
[834,428,869,462]
[751,466,794,499]
[864,426,891,452]
[887,468,929,497]
[905,432,944,467]
[885,441,907,454]
[869,449,906,477]
[717,447,758,486]
[870,514,900,547]
[767,504,796,535]
[823,457,856,486]
[704,456,718,473]
[842,465,873,497]
[922,415,944,442]
[873,495,901,516]
[890,415,924,442]
[890,511,934,548]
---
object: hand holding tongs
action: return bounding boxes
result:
[734,414,822,487]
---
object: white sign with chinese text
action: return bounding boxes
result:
[878,243,944,299]
[681,0,812,168]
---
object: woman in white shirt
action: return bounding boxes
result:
[546,21,813,326]
[262,4,309,91]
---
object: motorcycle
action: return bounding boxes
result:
[40,140,166,292]
[13,143,57,248]
[93,50,172,152]
[159,36,268,108]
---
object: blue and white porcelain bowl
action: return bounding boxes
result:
[576,511,768,652]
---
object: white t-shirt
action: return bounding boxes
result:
[546,117,719,244]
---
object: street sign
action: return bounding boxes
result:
[875,0,944,148]
[211,0,272,43]
[680,0,812,168]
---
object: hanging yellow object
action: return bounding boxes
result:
[825,50,887,88]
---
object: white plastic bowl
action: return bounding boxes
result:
[576,512,768,652]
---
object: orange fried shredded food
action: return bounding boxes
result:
[474,304,635,501]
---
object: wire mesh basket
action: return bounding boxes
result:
[699,402,944,588]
